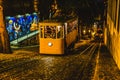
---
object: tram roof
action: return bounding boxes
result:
[40,17,78,23]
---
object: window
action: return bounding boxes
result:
[44,26,56,39]
[111,0,117,27]
[40,26,43,38]
[57,26,63,38]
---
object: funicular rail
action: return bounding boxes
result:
[10,30,39,47]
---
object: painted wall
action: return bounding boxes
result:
[105,0,120,69]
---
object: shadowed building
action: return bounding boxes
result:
[104,0,120,69]
[0,0,11,53]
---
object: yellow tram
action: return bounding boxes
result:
[39,18,78,54]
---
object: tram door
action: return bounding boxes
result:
[39,23,65,54]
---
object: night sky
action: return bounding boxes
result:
[2,0,105,22]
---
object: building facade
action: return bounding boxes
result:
[104,0,120,69]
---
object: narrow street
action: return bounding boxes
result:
[0,40,120,80]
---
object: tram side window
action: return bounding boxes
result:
[57,26,63,38]
[44,26,56,39]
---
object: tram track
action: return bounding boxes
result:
[78,42,96,56]
[78,43,98,80]
[67,42,98,80]
[50,42,98,80]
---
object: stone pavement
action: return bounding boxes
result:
[93,44,120,80]
[0,40,120,80]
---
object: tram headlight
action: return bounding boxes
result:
[48,42,53,47]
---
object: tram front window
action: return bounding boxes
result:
[44,26,56,38]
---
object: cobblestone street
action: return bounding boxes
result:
[0,41,120,80]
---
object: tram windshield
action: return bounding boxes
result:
[40,25,64,39]
[44,26,56,38]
